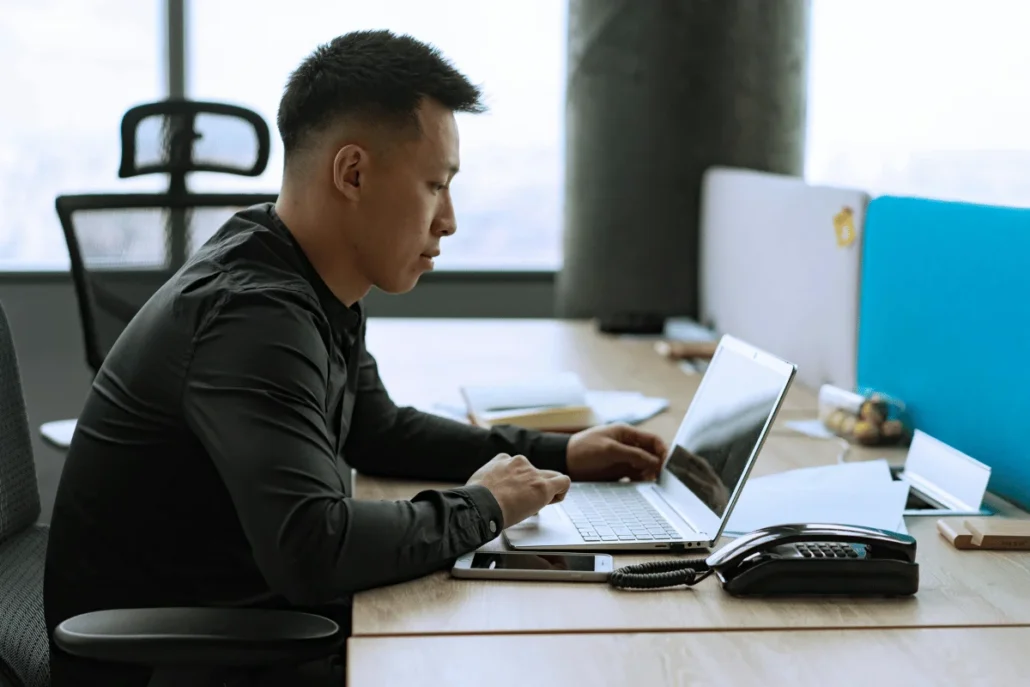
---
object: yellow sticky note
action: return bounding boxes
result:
[833,207,856,247]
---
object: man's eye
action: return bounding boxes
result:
[432,183,448,192]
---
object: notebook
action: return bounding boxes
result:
[459,373,669,432]
[699,166,871,391]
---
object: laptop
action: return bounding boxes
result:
[699,165,870,392]
[504,335,797,552]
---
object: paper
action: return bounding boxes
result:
[746,459,894,490]
[678,359,710,376]
[902,430,990,513]
[618,317,717,342]
[665,318,718,342]
[460,372,586,412]
[585,391,669,425]
[428,390,668,427]
[420,403,471,424]
[678,360,699,375]
[725,482,910,536]
[723,459,909,536]
[785,418,836,439]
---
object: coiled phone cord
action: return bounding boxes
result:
[608,556,713,590]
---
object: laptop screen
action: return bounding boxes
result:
[657,336,795,535]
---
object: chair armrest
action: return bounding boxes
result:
[54,607,344,668]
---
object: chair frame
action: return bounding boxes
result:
[54,98,277,375]
[55,192,276,374]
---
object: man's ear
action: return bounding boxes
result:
[332,144,366,201]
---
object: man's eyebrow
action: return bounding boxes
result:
[447,165,460,178]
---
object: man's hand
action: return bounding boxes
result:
[566,423,668,482]
[467,453,572,529]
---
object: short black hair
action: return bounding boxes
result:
[277,30,485,157]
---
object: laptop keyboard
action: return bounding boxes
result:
[561,484,683,542]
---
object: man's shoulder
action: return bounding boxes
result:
[193,203,314,287]
[166,204,324,321]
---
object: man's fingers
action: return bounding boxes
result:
[614,443,663,473]
[545,472,572,500]
[612,423,668,457]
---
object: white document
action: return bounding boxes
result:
[584,391,669,425]
[429,390,668,427]
[460,372,587,412]
[784,418,836,439]
[724,459,909,536]
[901,430,991,513]
[745,459,894,490]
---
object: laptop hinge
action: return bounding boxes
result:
[650,485,706,538]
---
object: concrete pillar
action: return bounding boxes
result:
[557,0,810,320]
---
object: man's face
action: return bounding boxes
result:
[347,99,460,294]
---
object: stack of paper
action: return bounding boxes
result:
[724,459,910,537]
[582,391,670,425]
[429,372,669,431]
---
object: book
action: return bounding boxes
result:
[458,373,670,433]
[459,373,599,433]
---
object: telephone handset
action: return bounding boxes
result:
[608,523,919,597]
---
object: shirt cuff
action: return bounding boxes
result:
[461,484,506,536]
[530,432,570,473]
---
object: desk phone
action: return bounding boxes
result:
[609,523,919,597]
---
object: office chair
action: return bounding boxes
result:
[0,300,345,687]
[45,99,277,450]
[56,99,278,376]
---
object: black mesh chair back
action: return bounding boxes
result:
[55,100,278,375]
[0,300,49,687]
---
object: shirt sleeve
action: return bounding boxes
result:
[344,327,570,482]
[181,287,503,605]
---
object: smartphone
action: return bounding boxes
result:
[451,551,614,582]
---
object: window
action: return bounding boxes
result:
[0,0,164,270]
[187,0,566,270]
[806,0,1030,208]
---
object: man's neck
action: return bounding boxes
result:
[274,194,371,307]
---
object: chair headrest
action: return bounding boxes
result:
[118,99,272,179]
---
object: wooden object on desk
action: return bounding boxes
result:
[352,434,1030,637]
[939,517,1030,551]
[655,339,719,360]
[348,627,1030,687]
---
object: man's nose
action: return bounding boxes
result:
[434,204,457,236]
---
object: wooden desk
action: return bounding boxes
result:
[364,318,820,425]
[349,627,1030,686]
[352,318,1030,636]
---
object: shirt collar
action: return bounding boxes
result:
[266,204,362,333]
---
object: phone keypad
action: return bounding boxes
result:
[795,542,864,559]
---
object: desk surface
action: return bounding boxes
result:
[364,318,819,427]
[353,318,1030,637]
[348,627,1030,687]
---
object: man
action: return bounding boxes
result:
[44,30,667,686]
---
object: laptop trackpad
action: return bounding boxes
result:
[503,504,573,549]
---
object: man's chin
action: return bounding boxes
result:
[375,273,422,295]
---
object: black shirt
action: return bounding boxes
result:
[43,203,569,686]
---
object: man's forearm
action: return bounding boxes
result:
[346,406,569,481]
[277,485,502,604]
